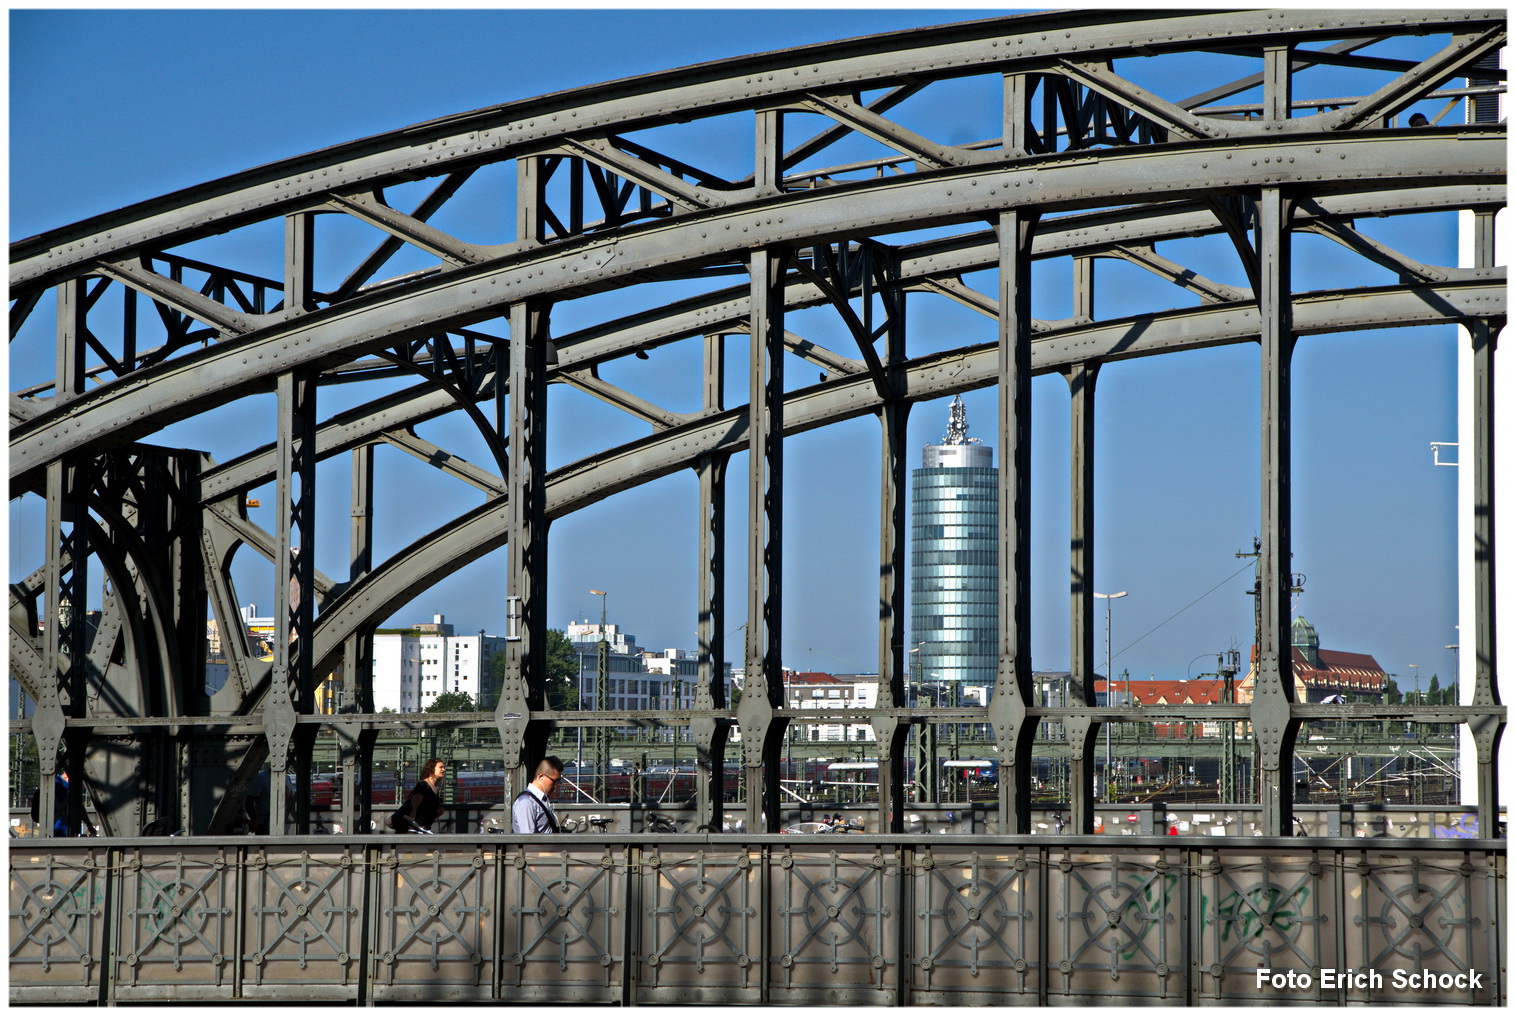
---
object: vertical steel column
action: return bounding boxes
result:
[1002,72,1032,158]
[988,208,1039,833]
[161,451,208,715]
[269,368,318,833]
[264,210,321,834]
[36,277,93,837]
[1064,361,1100,834]
[871,249,910,831]
[874,398,910,832]
[39,463,89,837]
[693,332,731,827]
[1252,186,1299,838]
[1263,44,1293,123]
[993,89,1040,834]
[1072,257,1094,324]
[500,299,553,797]
[340,444,376,833]
[736,241,790,834]
[1467,210,1503,837]
[345,443,375,693]
[517,156,545,246]
[284,212,317,315]
[500,149,550,796]
[734,108,790,833]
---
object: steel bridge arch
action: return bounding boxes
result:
[9,8,1505,842]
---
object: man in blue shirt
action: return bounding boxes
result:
[512,756,564,834]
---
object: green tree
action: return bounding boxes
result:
[426,691,475,712]
[1384,676,1402,705]
[545,628,580,710]
[488,630,580,710]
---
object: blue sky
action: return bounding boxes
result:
[9,9,1463,691]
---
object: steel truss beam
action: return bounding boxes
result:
[10,131,1504,485]
[7,11,1505,854]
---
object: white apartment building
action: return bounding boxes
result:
[785,671,878,743]
[567,624,699,734]
[372,614,507,712]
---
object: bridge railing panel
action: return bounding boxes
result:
[1342,846,1503,1006]
[767,843,898,1005]
[910,845,1038,1003]
[111,844,238,1002]
[1196,848,1333,1003]
[496,843,630,1005]
[1048,848,1186,1003]
[6,836,1505,1005]
[242,846,364,1001]
[8,842,109,1003]
[371,842,505,1003]
[637,844,762,1004]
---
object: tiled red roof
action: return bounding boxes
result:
[1094,678,1228,705]
[1313,647,1382,670]
[1293,647,1385,688]
[786,671,843,685]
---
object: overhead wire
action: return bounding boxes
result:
[1112,559,1256,663]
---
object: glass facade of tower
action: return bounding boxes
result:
[910,399,998,706]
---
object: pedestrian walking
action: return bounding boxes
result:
[512,756,564,834]
[394,758,446,833]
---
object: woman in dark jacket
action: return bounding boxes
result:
[396,758,445,833]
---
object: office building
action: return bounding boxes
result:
[371,614,508,712]
[910,396,998,706]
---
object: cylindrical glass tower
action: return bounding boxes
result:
[910,396,998,710]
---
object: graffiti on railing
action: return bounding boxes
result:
[1433,813,1480,839]
[8,841,1502,1005]
[1201,882,1314,945]
[1109,870,1179,963]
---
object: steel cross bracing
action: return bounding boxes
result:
[7,9,1507,850]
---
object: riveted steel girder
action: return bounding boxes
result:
[9,9,1501,291]
[10,132,1503,486]
[304,280,1501,676]
[7,10,1506,851]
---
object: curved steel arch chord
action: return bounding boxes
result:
[27,278,1468,705]
[11,131,1503,486]
[168,182,1502,511]
[305,279,1502,676]
[11,9,1497,293]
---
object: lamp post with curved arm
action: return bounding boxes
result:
[1094,592,1128,802]
[591,590,609,801]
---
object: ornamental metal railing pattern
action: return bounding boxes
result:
[9,836,1503,1005]
[7,9,1506,863]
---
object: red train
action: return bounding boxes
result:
[308,771,398,809]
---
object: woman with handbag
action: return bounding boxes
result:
[393,758,445,833]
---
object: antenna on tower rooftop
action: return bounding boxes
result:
[943,395,981,446]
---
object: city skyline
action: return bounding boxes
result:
[9,9,1464,695]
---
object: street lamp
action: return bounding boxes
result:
[591,590,609,801]
[1408,662,1419,704]
[1094,591,1128,802]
